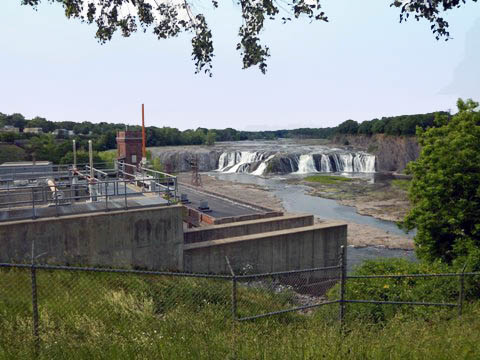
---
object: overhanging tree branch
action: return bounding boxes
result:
[20,0,477,74]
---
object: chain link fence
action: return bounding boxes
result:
[1,249,480,357]
[234,266,340,321]
[0,263,232,358]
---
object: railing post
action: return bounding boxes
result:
[124,181,128,209]
[458,263,467,316]
[339,245,346,328]
[54,185,59,217]
[31,187,36,220]
[105,182,109,211]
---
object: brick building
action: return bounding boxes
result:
[116,131,142,169]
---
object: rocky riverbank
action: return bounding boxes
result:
[292,175,411,222]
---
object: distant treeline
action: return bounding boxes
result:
[0,111,448,164]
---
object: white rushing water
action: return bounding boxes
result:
[217,149,376,176]
[296,154,317,174]
[251,154,275,176]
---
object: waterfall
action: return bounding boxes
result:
[320,154,332,172]
[252,154,275,176]
[226,152,264,173]
[216,150,376,175]
[217,152,237,171]
[296,155,317,174]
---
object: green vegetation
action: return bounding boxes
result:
[329,259,480,323]
[1,264,479,359]
[403,99,480,268]
[206,130,216,146]
[0,144,25,163]
[0,109,449,165]
[304,175,353,185]
[391,179,410,191]
[337,111,449,137]
[97,150,117,168]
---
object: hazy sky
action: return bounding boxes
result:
[0,1,479,131]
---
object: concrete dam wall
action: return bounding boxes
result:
[183,222,347,274]
[1,206,347,275]
[0,205,185,270]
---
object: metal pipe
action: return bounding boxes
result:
[73,139,77,169]
[31,187,36,220]
[88,140,94,179]
[339,245,346,328]
[124,181,128,209]
[237,301,339,322]
[344,299,457,307]
[142,103,146,164]
[105,182,108,211]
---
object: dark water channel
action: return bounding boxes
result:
[211,172,416,271]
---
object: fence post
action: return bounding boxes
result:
[225,257,237,321]
[458,263,467,316]
[30,242,40,355]
[339,245,346,329]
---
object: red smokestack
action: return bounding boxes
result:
[141,104,146,159]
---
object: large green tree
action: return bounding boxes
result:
[21,0,476,74]
[403,99,480,268]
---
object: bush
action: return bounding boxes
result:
[327,258,480,323]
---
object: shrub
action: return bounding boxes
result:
[327,258,480,323]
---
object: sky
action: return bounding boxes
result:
[0,1,479,131]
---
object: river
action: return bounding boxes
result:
[211,172,416,271]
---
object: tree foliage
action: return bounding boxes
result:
[20,0,474,74]
[1,109,449,166]
[403,99,480,268]
[391,0,478,40]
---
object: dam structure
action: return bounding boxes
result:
[0,158,346,274]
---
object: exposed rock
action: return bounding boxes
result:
[332,134,420,172]
[149,146,221,172]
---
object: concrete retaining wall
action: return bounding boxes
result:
[184,206,283,226]
[183,222,347,274]
[184,214,314,244]
[0,205,184,271]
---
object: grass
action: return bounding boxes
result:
[0,268,479,359]
[304,175,353,185]
[391,179,410,191]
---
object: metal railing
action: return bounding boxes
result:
[0,162,178,222]
[0,162,113,183]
